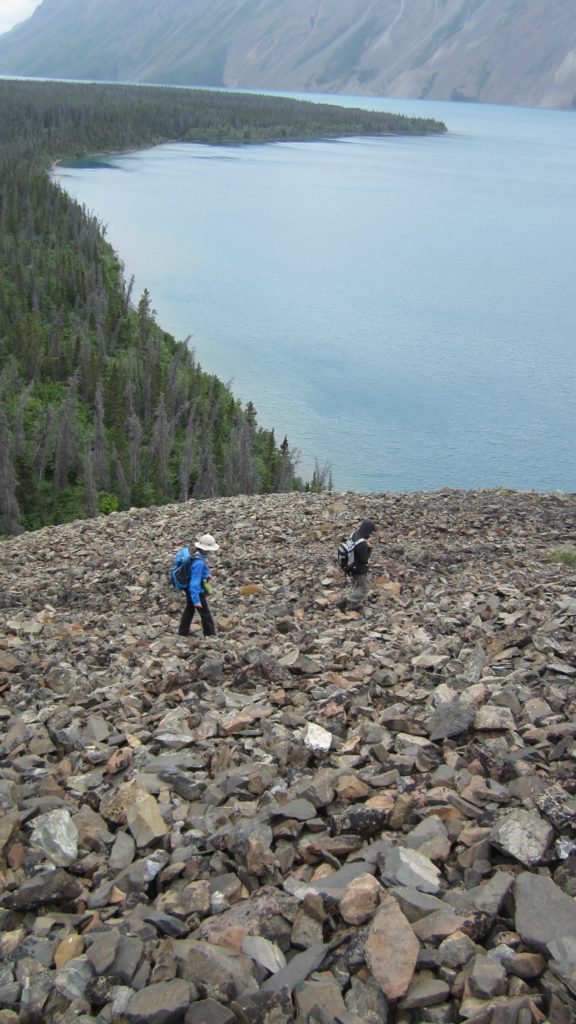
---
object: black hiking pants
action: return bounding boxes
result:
[178,592,216,637]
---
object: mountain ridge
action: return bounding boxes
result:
[1,0,575,110]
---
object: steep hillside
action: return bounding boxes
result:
[1,488,576,1021]
[1,78,442,537]
[1,0,576,109]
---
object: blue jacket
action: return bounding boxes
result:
[189,551,212,606]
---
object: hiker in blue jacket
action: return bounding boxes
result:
[178,533,219,637]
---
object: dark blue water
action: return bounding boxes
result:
[53,94,576,493]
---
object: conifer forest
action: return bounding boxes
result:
[0,79,446,534]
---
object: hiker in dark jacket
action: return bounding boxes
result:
[339,519,377,609]
[178,533,219,637]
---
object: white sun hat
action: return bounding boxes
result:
[194,533,219,552]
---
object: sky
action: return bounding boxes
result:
[0,0,42,35]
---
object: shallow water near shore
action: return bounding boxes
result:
[54,93,576,492]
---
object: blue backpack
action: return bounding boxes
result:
[170,547,193,590]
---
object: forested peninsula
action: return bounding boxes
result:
[0,78,446,535]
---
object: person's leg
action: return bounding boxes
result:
[199,593,216,636]
[178,592,195,635]
[348,573,369,608]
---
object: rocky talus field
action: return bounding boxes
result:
[1,489,576,1024]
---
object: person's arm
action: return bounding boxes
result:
[354,539,372,572]
[201,562,212,594]
[189,557,203,606]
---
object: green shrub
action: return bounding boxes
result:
[98,492,119,515]
[546,549,576,565]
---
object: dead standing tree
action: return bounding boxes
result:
[0,411,22,535]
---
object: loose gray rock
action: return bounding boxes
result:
[490,808,553,866]
[29,809,79,867]
[261,943,330,994]
[466,953,508,998]
[515,872,576,953]
[123,979,192,1023]
[2,869,84,910]
[173,940,258,1002]
[425,702,476,741]
[379,845,442,894]
[1,488,575,1024]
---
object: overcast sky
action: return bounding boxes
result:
[0,0,42,35]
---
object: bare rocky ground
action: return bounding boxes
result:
[1,488,576,1024]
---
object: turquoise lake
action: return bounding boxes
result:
[53,94,576,493]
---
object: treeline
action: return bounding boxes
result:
[0,79,446,160]
[0,79,446,535]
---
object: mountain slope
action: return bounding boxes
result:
[1,488,576,1020]
[0,0,575,110]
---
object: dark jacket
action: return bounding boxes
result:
[351,519,377,576]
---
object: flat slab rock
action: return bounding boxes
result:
[515,872,576,953]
